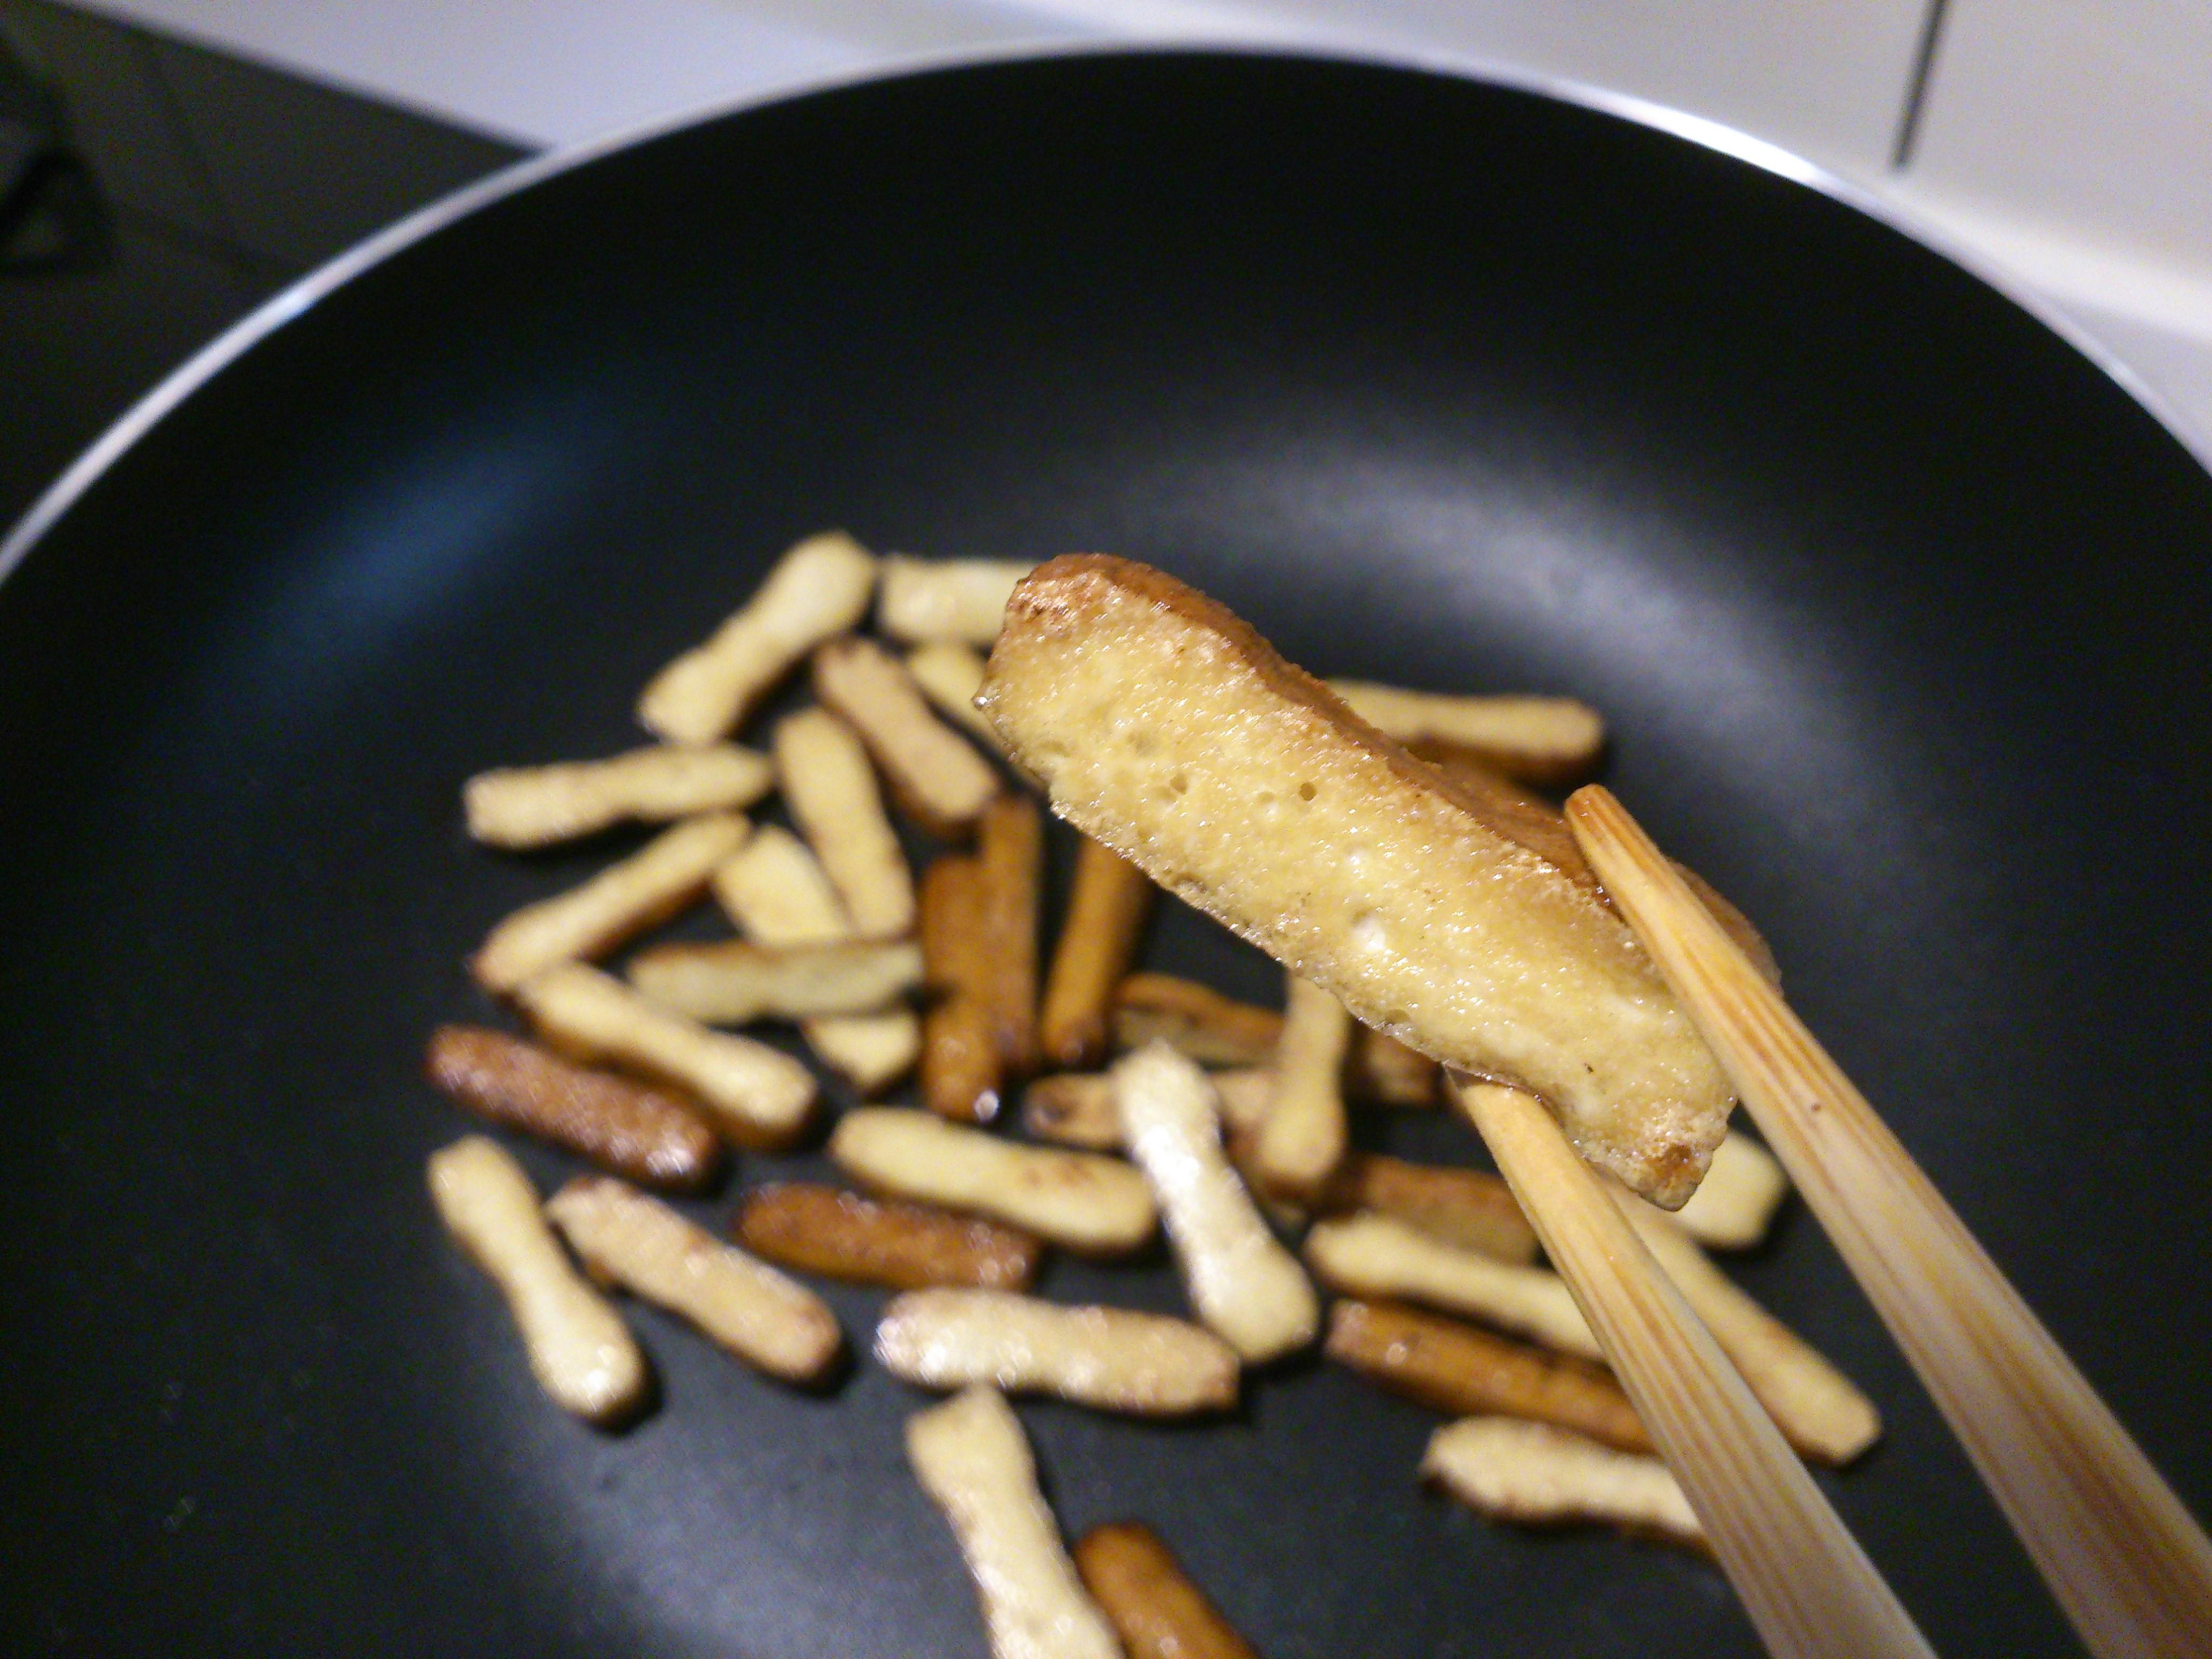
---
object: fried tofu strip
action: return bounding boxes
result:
[472,812,749,992]
[1021,1072,1130,1149]
[734,1183,1041,1291]
[627,938,923,1025]
[1325,1299,1653,1454]
[1662,1132,1789,1251]
[427,1136,645,1423]
[1306,1213,1600,1360]
[1074,1523,1259,1659]
[906,1386,1123,1659]
[1112,973,1280,1066]
[975,795,1043,1075]
[1326,682,1605,787]
[1038,838,1155,1070]
[514,963,815,1146]
[1355,1027,1440,1107]
[1252,976,1350,1200]
[713,825,919,1094]
[879,1289,1239,1416]
[545,1176,841,1384]
[711,821,844,940]
[1423,1418,1705,1551]
[1315,1153,1537,1265]
[906,642,1005,752]
[637,530,877,744]
[1110,974,1436,1104]
[464,744,774,849]
[878,556,1037,645]
[922,855,1004,1123]
[425,1025,723,1192]
[1115,1043,1318,1362]
[774,708,914,938]
[1615,1195,1880,1464]
[830,1108,1155,1254]
[980,555,1733,1206]
[1022,1066,1276,1152]
[814,637,999,834]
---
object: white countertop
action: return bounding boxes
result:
[63,0,2212,466]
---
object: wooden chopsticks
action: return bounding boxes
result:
[1453,1078,1935,1659]
[1567,783,2212,1659]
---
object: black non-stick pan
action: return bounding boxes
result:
[2,48,2207,1658]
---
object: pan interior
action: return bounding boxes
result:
[0,50,2207,1659]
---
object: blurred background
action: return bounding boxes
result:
[3,0,2208,532]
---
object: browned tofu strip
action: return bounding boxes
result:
[1324,1298,1654,1454]
[922,854,1004,1123]
[1038,837,1156,1070]
[1112,973,1280,1066]
[1073,1522,1261,1659]
[1315,1153,1538,1265]
[734,1182,1042,1292]
[425,1025,723,1192]
[975,795,1043,1075]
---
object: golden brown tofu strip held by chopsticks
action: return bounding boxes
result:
[734,1183,1042,1292]
[464,743,773,849]
[1074,1522,1262,1659]
[1038,837,1155,1070]
[1325,1298,1653,1454]
[636,530,877,744]
[425,1024,723,1192]
[978,555,1734,1207]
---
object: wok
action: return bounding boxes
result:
[2,48,2208,1657]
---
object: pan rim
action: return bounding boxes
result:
[2,35,2203,587]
